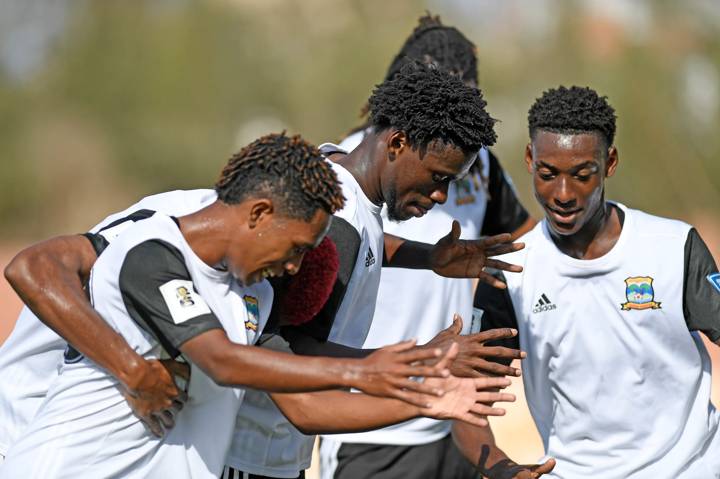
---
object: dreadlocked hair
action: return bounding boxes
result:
[385,12,478,85]
[528,85,617,146]
[368,61,496,154]
[215,132,345,220]
[353,12,478,129]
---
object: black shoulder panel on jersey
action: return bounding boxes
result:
[683,228,720,342]
[481,150,530,237]
[82,209,159,256]
[286,216,361,343]
[474,269,520,366]
[81,232,110,256]
[96,209,157,234]
[119,240,222,358]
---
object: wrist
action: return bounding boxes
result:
[114,352,151,393]
[339,358,366,389]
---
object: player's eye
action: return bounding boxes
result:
[538,170,555,180]
[432,173,451,183]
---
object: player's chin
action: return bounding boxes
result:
[546,214,584,236]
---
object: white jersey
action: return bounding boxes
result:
[225,148,385,477]
[0,189,217,456]
[483,204,720,478]
[1,214,272,478]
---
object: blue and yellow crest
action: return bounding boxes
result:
[621,276,661,310]
[244,295,260,331]
[454,175,481,206]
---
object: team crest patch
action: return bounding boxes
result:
[707,273,720,294]
[621,276,661,310]
[244,295,260,331]
[454,176,480,206]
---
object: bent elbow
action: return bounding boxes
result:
[4,253,31,293]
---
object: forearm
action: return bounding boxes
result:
[4,236,151,389]
[270,390,419,435]
[183,330,365,392]
[383,233,432,269]
[452,421,511,471]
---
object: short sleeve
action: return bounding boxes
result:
[290,216,361,342]
[119,240,222,358]
[683,229,720,342]
[473,270,520,366]
[481,151,530,236]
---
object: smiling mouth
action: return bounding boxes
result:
[547,206,582,223]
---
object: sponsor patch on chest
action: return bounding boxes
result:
[707,273,720,294]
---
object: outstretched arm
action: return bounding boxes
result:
[270,344,515,435]
[181,331,449,405]
[3,235,184,436]
[382,221,524,288]
[452,421,555,479]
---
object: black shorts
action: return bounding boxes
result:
[326,433,480,479]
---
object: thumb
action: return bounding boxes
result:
[449,314,463,334]
[450,220,461,241]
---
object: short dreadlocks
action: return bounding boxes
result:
[385,12,478,85]
[528,86,617,147]
[368,61,496,154]
[215,133,345,220]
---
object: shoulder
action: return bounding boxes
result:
[622,204,692,240]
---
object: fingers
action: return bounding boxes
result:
[395,378,445,397]
[156,409,176,429]
[142,415,165,438]
[464,358,520,377]
[472,327,518,343]
[382,339,418,353]
[434,342,459,371]
[484,258,523,273]
[469,403,506,417]
[482,233,513,247]
[449,314,463,334]
[478,271,509,289]
[391,389,436,409]
[160,359,191,381]
[485,242,525,257]
[455,412,489,428]
[473,391,516,404]
[398,364,450,379]
[474,376,512,390]
[450,220,461,241]
[395,346,443,364]
[530,459,556,475]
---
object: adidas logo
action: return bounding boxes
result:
[365,248,376,267]
[532,293,557,313]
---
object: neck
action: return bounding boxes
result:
[330,132,384,206]
[550,201,622,260]
[177,202,232,268]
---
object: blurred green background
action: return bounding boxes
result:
[1,0,719,241]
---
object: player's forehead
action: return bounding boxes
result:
[531,130,605,166]
[421,141,473,175]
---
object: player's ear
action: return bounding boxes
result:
[605,146,619,178]
[386,130,408,162]
[524,143,533,174]
[247,199,274,229]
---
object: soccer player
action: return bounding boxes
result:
[321,14,534,479]
[454,86,720,478]
[1,133,512,478]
